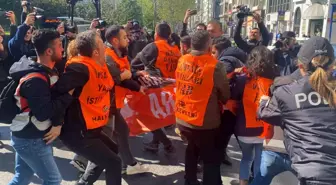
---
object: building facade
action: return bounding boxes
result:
[265,0,293,38]
[293,0,335,40]
[192,0,336,43]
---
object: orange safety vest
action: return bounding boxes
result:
[175,54,217,126]
[154,40,181,79]
[243,77,273,129]
[105,47,130,109]
[66,56,114,130]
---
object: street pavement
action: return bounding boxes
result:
[0,123,298,185]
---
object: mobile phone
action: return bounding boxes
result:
[190,9,197,16]
[0,10,7,17]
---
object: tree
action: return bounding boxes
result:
[111,0,143,26]
[156,0,195,31]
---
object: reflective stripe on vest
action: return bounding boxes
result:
[66,56,114,130]
[243,77,273,129]
[105,47,130,109]
[175,54,217,126]
[154,40,181,79]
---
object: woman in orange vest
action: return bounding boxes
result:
[53,30,122,185]
[131,22,180,154]
[232,46,279,185]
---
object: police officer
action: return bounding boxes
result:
[258,37,336,185]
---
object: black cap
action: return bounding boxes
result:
[281,31,296,39]
[297,36,335,64]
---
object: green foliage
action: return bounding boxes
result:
[111,0,143,26]
[157,0,195,30]
[0,0,196,32]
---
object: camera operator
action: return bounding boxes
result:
[180,9,207,37]
[128,20,149,59]
[273,31,301,76]
[54,22,78,73]
[8,12,36,62]
[234,11,269,54]
[90,19,107,42]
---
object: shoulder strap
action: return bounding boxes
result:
[19,72,49,85]
[18,72,49,113]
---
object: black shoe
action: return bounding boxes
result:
[164,145,176,155]
[143,142,159,152]
[185,180,201,185]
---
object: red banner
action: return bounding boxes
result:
[121,84,176,136]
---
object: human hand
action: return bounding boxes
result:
[121,70,132,81]
[44,126,62,145]
[21,1,28,12]
[6,11,16,25]
[253,12,261,23]
[136,70,148,77]
[90,19,99,29]
[25,13,35,26]
[139,86,146,95]
[234,67,244,74]
[260,95,270,103]
[184,9,191,23]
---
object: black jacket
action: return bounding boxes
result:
[9,56,73,138]
[105,43,141,113]
[8,24,36,62]
[218,47,246,73]
[258,76,336,182]
[273,45,301,76]
[234,19,270,53]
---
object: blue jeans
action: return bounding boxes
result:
[9,135,62,185]
[239,141,263,180]
[250,150,296,185]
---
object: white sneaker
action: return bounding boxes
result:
[126,162,149,175]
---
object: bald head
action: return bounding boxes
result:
[207,20,223,38]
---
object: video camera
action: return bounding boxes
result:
[236,5,253,19]
[95,19,107,29]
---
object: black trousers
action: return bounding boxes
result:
[178,125,222,185]
[62,129,121,185]
[151,128,172,147]
[218,111,237,157]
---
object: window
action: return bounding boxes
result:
[267,0,290,13]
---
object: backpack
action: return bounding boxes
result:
[0,72,48,124]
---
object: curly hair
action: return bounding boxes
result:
[247,46,278,79]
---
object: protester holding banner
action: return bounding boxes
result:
[131,22,180,154]
[104,25,149,175]
[176,30,230,185]
[53,30,121,185]
[232,46,278,185]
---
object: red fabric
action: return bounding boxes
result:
[121,84,176,136]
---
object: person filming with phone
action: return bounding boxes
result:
[234,6,270,54]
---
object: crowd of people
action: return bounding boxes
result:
[0,3,336,185]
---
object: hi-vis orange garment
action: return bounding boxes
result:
[175,54,217,126]
[154,40,181,79]
[66,56,114,130]
[243,77,273,129]
[105,47,130,109]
